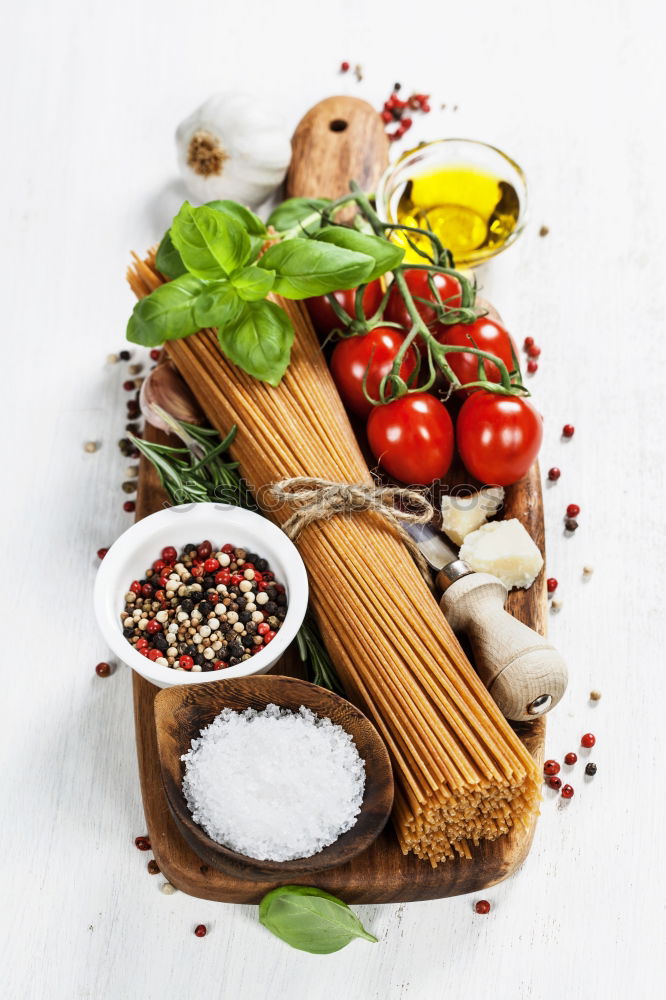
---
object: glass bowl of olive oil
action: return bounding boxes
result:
[375,138,528,268]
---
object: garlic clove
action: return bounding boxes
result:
[175,93,292,209]
[140,359,206,433]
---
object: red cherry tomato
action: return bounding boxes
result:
[437,318,517,394]
[367,393,454,485]
[306,280,383,337]
[330,327,418,418]
[385,270,462,346]
[456,392,543,485]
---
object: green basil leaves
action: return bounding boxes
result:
[127,193,402,385]
[258,886,378,954]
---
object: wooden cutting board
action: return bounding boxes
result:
[131,97,547,903]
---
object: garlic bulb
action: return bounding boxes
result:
[175,92,292,208]
[140,360,206,433]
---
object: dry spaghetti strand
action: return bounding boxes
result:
[127,250,540,865]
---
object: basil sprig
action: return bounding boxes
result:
[258,885,378,954]
[128,196,404,387]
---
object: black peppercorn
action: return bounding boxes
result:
[153,633,168,652]
[264,601,278,615]
[256,559,268,572]
[229,657,241,666]
[195,653,206,667]
[123,627,135,639]
[181,599,193,613]
[198,601,211,616]
[119,350,131,361]
[246,552,259,565]
[242,635,254,648]
[239,611,251,623]
[565,518,579,532]
[185,644,197,657]
[585,762,597,776]
[276,607,287,621]
[276,594,287,607]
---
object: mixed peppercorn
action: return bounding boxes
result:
[543,732,597,800]
[120,541,288,671]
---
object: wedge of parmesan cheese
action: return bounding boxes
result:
[459,518,543,590]
[440,487,505,546]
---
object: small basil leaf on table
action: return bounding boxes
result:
[218,299,294,386]
[230,265,275,301]
[314,226,405,281]
[155,230,188,279]
[267,197,332,235]
[192,280,244,328]
[258,885,378,954]
[126,274,209,346]
[258,238,374,299]
[171,201,251,280]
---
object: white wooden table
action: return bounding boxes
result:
[2,1,665,996]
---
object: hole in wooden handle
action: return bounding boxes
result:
[329,119,348,132]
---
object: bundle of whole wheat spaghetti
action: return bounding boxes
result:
[128,249,540,865]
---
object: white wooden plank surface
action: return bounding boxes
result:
[1,1,665,996]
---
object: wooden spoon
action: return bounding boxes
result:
[154,674,394,881]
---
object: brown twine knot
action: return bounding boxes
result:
[268,477,435,585]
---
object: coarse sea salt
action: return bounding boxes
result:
[181,704,366,862]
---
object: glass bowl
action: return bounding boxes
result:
[375,138,528,268]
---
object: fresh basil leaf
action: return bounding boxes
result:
[229,265,275,301]
[267,197,332,236]
[155,230,187,279]
[205,200,267,236]
[315,226,404,281]
[126,274,208,346]
[192,280,244,328]
[218,299,294,386]
[258,238,374,299]
[259,886,378,955]
[171,202,251,279]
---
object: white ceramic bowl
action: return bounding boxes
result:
[94,503,309,688]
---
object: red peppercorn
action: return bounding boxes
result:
[191,566,204,578]
[230,573,243,586]
[159,574,169,588]
[147,649,161,661]
[402,116,413,130]
[523,337,534,349]
[562,424,575,438]
[548,467,561,481]
[222,543,235,554]
[257,581,269,591]
[150,349,161,361]
[566,503,580,518]
[547,776,562,790]
[215,569,231,586]
[213,661,227,671]
[561,784,574,799]
[161,546,177,563]
[547,578,558,594]
[475,900,491,914]
[152,559,166,573]
[340,61,350,72]
[135,836,151,850]
[253,572,263,583]
[123,380,135,391]
[197,541,213,559]
[95,661,111,678]
[194,924,207,937]
[381,110,392,123]
[544,760,560,776]
[257,622,270,636]
[147,858,160,874]
[130,580,142,595]
[527,344,541,358]
[264,630,277,643]
[97,547,109,559]
[179,655,194,671]
[141,583,153,597]
[564,752,577,765]
[146,619,162,634]
[421,102,431,113]
[527,360,539,374]
[123,500,136,513]
[581,733,596,748]
[136,638,149,651]
[203,558,220,573]
[154,589,166,602]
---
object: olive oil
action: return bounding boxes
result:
[394,165,521,267]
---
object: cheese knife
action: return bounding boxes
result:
[406,521,568,722]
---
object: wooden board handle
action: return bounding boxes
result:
[440,574,568,722]
[286,96,389,213]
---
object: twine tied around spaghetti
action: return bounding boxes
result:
[268,477,435,585]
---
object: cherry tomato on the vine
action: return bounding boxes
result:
[367,393,454,485]
[385,269,463,349]
[306,280,384,337]
[456,392,543,486]
[330,327,418,418]
[437,318,517,395]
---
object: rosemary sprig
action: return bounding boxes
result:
[129,410,340,692]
